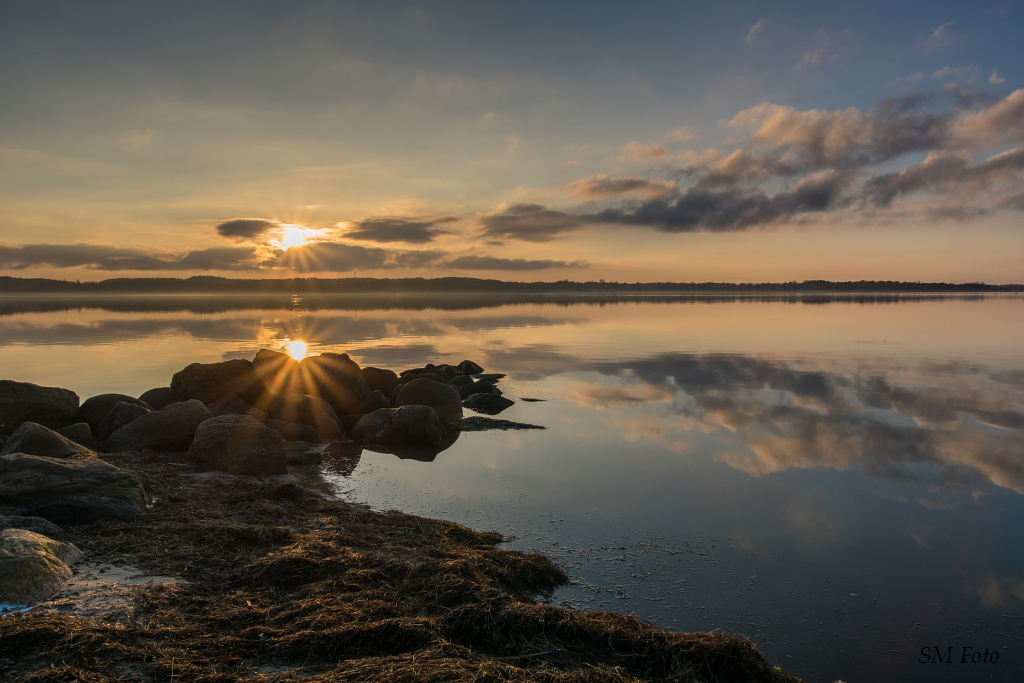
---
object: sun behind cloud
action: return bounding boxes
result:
[280,226,310,250]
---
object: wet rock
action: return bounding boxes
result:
[350,405,445,447]
[0,529,84,604]
[362,367,400,396]
[77,393,150,437]
[285,448,323,467]
[0,453,148,523]
[138,387,175,410]
[394,378,463,423]
[457,359,485,375]
[0,514,66,540]
[104,399,211,453]
[449,375,474,387]
[188,414,287,476]
[171,359,270,408]
[458,380,503,399]
[56,423,99,451]
[459,416,545,432]
[0,380,79,436]
[462,393,515,416]
[474,373,506,382]
[0,422,94,459]
[207,393,269,423]
[302,352,378,416]
[267,419,322,443]
[268,395,344,440]
[97,402,151,442]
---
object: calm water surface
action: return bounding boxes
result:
[2,294,1023,683]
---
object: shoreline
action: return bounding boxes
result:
[1,449,803,683]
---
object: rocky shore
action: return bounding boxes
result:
[0,350,801,682]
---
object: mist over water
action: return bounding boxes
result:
[2,294,1022,682]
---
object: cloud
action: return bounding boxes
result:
[920,21,954,51]
[505,134,520,151]
[667,126,700,143]
[0,243,263,271]
[341,216,457,243]
[745,19,766,45]
[932,65,978,82]
[478,203,590,242]
[791,30,853,71]
[990,69,1006,85]
[947,87,1024,150]
[865,147,1024,206]
[562,175,677,200]
[442,255,588,271]
[615,141,669,163]
[216,218,281,240]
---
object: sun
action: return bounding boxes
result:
[280,226,309,250]
[284,338,308,361]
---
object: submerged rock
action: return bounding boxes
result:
[0,453,148,523]
[393,378,463,423]
[350,405,445,447]
[0,381,79,436]
[77,393,150,437]
[462,393,515,416]
[0,528,83,604]
[0,422,94,459]
[104,399,211,453]
[459,416,545,432]
[188,414,287,476]
[97,402,151,442]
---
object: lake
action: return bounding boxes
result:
[2,293,1022,683]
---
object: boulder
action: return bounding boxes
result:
[268,395,344,439]
[393,378,464,423]
[104,399,211,453]
[207,393,269,422]
[449,375,474,387]
[0,529,83,604]
[462,393,515,416]
[267,419,323,443]
[285,449,323,467]
[77,393,150,437]
[56,423,99,451]
[0,454,148,523]
[253,348,305,395]
[97,402,151,442]
[350,405,445,447]
[0,422,94,459]
[457,359,485,375]
[138,387,175,410]
[0,381,79,436]
[170,359,270,408]
[458,380,503,399]
[302,353,378,417]
[361,367,400,396]
[188,415,287,476]
[0,514,65,539]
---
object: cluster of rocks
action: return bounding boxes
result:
[0,351,521,605]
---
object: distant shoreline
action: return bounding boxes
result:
[3,275,1023,295]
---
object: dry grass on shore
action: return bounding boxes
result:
[0,451,802,683]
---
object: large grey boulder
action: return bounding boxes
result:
[77,393,150,437]
[393,378,464,423]
[138,387,175,410]
[302,353,378,417]
[104,399,211,453]
[0,422,94,459]
[350,405,445,446]
[268,394,344,440]
[188,414,287,476]
[0,529,83,604]
[0,381,79,436]
[97,402,151,442]
[57,423,99,451]
[0,454,148,523]
[171,359,270,408]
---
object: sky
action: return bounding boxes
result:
[1,0,1023,284]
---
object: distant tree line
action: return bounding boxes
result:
[1,275,1022,294]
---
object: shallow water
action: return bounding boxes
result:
[2,293,1022,682]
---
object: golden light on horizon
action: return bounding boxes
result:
[284,338,308,361]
